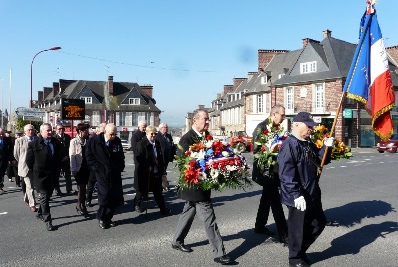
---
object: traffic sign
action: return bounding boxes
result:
[22,116,43,122]
[16,107,45,117]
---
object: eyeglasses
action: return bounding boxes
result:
[109,133,117,136]
[150,133,157,136]
[276,112,286,118]
[57,128,65,130]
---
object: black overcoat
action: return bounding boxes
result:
[155,132,176,164]
[85,133,125,207]
[0,136,14,176]
[25,136,62,190]
[134,137,165,192]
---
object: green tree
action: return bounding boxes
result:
[14,117,42,132]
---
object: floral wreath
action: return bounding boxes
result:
[175,133,251,191]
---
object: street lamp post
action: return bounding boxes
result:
[30,46,61,108]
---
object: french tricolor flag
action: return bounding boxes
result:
[343,3,395,141]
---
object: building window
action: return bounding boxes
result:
[314,84,324,112]
[80,97,92,104]
[285,87,294,113]
[92,111,100,126]
[257,94,264,113]
[300,61,317,74]
[129,98,140,105]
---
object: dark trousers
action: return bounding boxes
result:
[287,203,326,265]
[86,171,97,202]
[255,179,288,238]
[97,205,115,222]
[55,160,72,192]
[134,174,166,211]
[172,200,226,258]
[37,189,54,222]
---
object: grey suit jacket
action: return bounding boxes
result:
[14,136,32,177]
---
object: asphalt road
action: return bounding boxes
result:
[1,149,397,267]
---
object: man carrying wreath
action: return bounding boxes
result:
[171,109,232,265]
[252,104,288,245]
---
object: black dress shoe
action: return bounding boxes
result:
[172,244,193,253]
[36,214,45,221]
[214,255,232,265]
[160,207,171,215]
[135,205,146,213]
[86,200,93,207]
[289,261,310,267]
[45,222,55,231]
[99,220,110,229]
[109,220,116,227]
[254,227,275,236]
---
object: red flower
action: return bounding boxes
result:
[184,167,201,184]
[206,134,213,140]
[189,160,196,167]
[185,151,191,156]
[263,129,269,135]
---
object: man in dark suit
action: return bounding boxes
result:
[134,126,170,215]
[131,120,146,210]
[155,123,176,171]
[253,104,288,245]
[171,109,232,265]
[85,123,125,229]
[26,123,62,231]
[54,123,73,196]
[0,128,15,194]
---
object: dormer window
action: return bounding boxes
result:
[300,61,317,74]
[129,98,140,105]
[80,97,92,104]
[261,76,268,84]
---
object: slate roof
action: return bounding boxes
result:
[273,37,357,86]
[44,80,160,112]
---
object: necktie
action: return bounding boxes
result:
[46,140,53,159]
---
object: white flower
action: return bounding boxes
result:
[205,140,213,148]
[210,168,220,179]
[221,151,230,157]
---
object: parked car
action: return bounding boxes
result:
[228,131,253,152]
[376,134,398,153]
[121,139,131,151]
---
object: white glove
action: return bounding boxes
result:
[294,196,306,211]
[323,137,335,147]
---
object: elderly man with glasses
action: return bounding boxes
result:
[251,104,289,246]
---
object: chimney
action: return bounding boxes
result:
[258,49,288,72]
[248,71,257,80]
[323,29,332,39]
[52,82,60,97]
[38,91,43,103]
[43,87,52,99]
[302,38,320,48]
[108,76,114,96]
[233,78,247,90]
[223,85,234,95]
[198,104,205,110]
[59,79,76,94]
[140,84,153,98]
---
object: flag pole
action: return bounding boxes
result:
[318,0,377,178]
[318,91,347,178]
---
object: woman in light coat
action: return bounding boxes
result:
[69,123,90,217]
